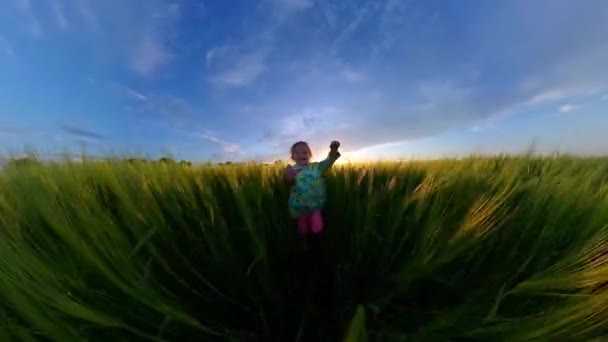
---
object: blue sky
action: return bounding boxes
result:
[0,0,607,162]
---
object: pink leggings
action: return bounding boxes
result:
[297,210,324,235]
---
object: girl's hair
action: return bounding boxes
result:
[290,141,312,159]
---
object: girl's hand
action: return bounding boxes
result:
[284,164,293,176]
[330,140,340,151]
[284,165,296,183]
[329,141,341,160]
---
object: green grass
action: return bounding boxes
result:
[1,154,608,341]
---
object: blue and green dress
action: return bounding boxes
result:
[288,151,340,218]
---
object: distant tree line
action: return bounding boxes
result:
[4,156,286,168]
[5,157,41,168]
[4,156,195,168]
[127,157,192,166]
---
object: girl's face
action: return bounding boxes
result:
[292,144,311,165]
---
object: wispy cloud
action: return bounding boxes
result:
[525,86,581,106]
[208,48,268,87]
[559,104,577,113]
[0,36,15,57]
[269,0,313,12]
[470,122,498,132]
[340,68,365,82]
[112,83,147,102]
[480,84,592,123]
[373,0,413,56]
[258,106,347,150]
[13,1,180,77]
[332,1,376,52]
[205,47,221,67]
[131,94,199,130]
[468,84,591,133]
[77,0,100,32]
[0,125,23,136]
[219,0,608,156]
[60,124,106,141]
[128,3,182,77]
[14,0,31,13]
[126,90,148,102]
[3,0,608,160]
[130,36,173,77]
[315,0,414,57]
[156,96,197,120]
[51,0,69,30]
[206,0,304,89]
[197,132,241,153]
[417,80,475,107]
[279,113,322,139]
[14,0,43,37]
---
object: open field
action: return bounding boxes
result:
[1,155,608,341]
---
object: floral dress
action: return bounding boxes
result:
[288,152,340,218]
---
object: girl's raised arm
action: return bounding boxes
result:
[318,140,341,172]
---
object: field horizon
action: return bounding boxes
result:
[2,147,608,167]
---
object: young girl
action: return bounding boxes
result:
[284,140,341,235]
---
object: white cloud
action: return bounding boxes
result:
[11,1,181,77]
[127,2,181,77]
[340,69,365,82]
[468,86,588,133]
[4,0,608,160]
[112,84,147,102]
[197,132,241,153]
[525,87,576,106]
[130,36,172,77]
[470,122,498,132]
[280,113,321,139]
[559,104,576,113]
[209,50,267,87]
[205,47,220,67]
[127,90,147,102]
[205,0,318,89]
[256,106,349,154]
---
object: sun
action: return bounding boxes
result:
[334,157,349,165]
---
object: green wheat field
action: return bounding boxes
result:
[1,154,608,341]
